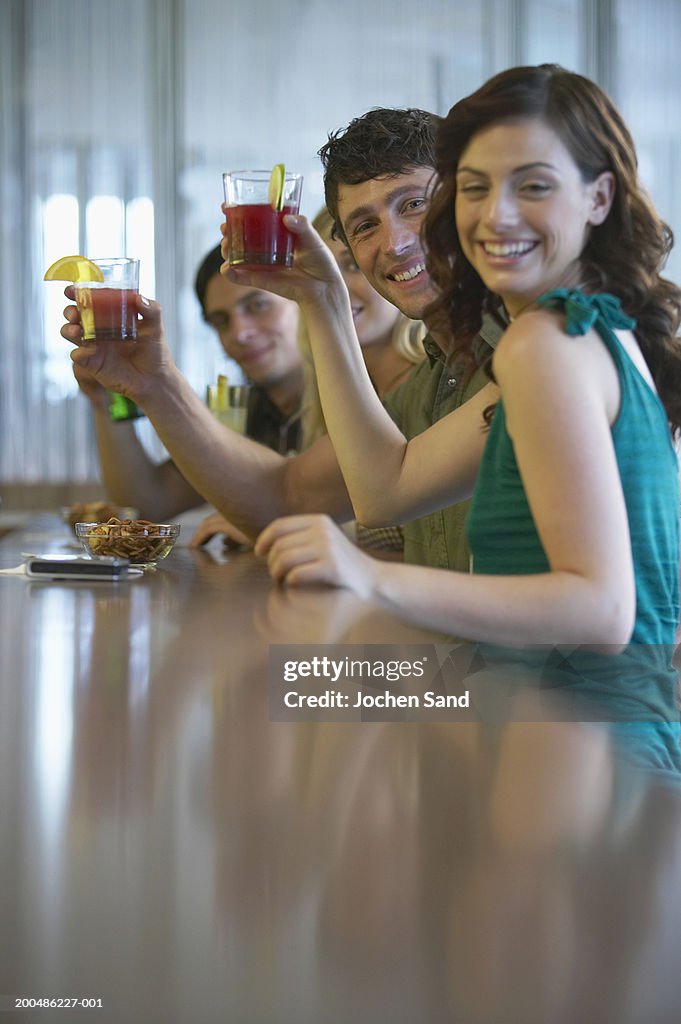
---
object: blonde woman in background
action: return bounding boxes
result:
[300,207,425,447]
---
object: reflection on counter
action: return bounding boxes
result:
[1,518,680,1023]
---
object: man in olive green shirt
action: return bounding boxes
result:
[382,320,501,570]
[62,107,502,570]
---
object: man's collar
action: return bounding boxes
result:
[479,307,508,350]
[423,333,443,365]
[423,310,508,366]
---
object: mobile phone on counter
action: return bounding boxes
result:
[25,555,131,581]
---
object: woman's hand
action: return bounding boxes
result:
[255,514,380,599]
[61,287,178,402]
[189,511,252,550]
[220,213,346,307]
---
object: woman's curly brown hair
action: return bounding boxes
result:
[424,64,681,435]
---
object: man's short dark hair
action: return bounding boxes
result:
[194,244,223,318]
[318,107,439,244]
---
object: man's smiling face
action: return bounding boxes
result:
[337,167,440,323]
[203,273,300,388]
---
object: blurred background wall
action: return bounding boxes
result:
[1,0,680,494]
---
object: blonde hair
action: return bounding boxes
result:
[300,208,427,448]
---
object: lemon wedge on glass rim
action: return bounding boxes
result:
[268,164,286,212]
[43,255,104,283]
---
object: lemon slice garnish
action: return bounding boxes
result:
[268,164,286,212]
[43,255,105,283]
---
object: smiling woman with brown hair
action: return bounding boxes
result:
[242,66,681,775]
[253,65,681,642]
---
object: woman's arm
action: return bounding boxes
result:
[257,313,636,647]
[71,360,200,519]
[91,412,201,520]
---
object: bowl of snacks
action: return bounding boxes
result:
[61,501,138,534]
[75,517,180,568]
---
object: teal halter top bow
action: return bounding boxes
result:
[536,287,637,335]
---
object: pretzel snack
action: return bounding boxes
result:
[76,517,179,563]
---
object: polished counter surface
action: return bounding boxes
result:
[1,516,681,1023]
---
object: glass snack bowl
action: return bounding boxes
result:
[75,519,180,568]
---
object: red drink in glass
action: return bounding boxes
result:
[225,203,297,267]
[72,258,141,421]
[223,171,303,268]
[76,286,138,341]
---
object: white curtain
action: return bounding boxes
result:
[0,0,179,480]
[1,0,679,485]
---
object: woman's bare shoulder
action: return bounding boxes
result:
[493,307,573,372]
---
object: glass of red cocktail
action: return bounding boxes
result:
[223,170,303,268]
[75,257,140,341]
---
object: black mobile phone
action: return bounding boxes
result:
[25,555,130,581]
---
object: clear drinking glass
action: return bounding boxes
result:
[74,257,142,421]
[223,170,303,267]
[206,380,251,434]
[74,257,140,341]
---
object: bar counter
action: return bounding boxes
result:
[1,515,680,1023]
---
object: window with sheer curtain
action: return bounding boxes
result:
[1,0,679,490]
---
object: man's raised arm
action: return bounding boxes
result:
[63,291,353,539]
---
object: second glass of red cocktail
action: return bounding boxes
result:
[223,169,303,268]
[74,257,140,342]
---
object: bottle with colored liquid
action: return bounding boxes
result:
[108,393,143,421]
